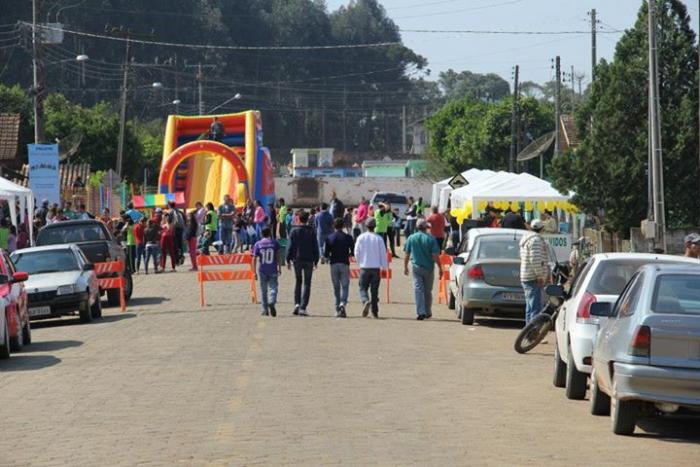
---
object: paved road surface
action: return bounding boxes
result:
[1,261,699,466]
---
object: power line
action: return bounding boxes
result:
[395,0,526,19]
[399,28,623,35]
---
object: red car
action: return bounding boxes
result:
[0,250,29,359]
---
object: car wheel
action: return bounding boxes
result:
[565,343,587,400]
[553,339,567,388]
[611,396,639,435]
[90,292,102,319]
[590,371,611,416]
[0,319,10,359]
[79,299,92,323]
[461,307,475,325]
[448,290,456,310]
[9,310,23,352]
[22,317,31,345]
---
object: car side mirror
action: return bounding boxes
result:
[83,263,95,271]
[545,284,566,298]
[590,302,612,317]
[444,246,456,256]
[453,257,465,265]
[12,271,28,283]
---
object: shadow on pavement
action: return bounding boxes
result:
[31,313,136,328]
[475,317,523,329]
[636,416,700,443]
[99,313,137,323]
[0,354,61,372]
[23,340,82,352]
[127,296,169,306]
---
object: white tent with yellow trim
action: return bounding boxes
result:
[431,168,496,209]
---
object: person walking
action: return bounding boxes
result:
[405,196,417,237]
[427,206,446,251]
[160,216,177,272]
[253,227,281,317]
[330,192,345,220]
[354,197,369,233]
[277,198,288,239]
[519,219,550,324]
[205,202,218,244]
[253,200,267,239]
[286,211,319,316]
[218,195,236,254]
[354,218,388,319]
[324,218,354,318]
[373,203,392,245]
[386,208,399,258]
[134,217,146,273]
[144,219,161,274]
[315,203,334,263]
[186,211,199,271]
[404,219,440,320]
[268,202,278,240]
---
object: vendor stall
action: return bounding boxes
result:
[0,177,35,244]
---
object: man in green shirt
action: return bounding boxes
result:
[404,219,440,320]
[63,201,77,220]
[278,198,288,239]
[373,203,393,245]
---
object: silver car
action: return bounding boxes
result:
[590,264,700,435]
[448,228,551,325]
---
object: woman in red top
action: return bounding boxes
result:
[133,217,146,273]
[159,216,177,271]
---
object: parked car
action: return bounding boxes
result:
[448,228,556,325]
[35,219,132,306]
[370,192,409,221]
[0,301,9,359]
[0,249,30,353]
[590,264,700,434]
[551,253,700,400]
[11,244,101,323]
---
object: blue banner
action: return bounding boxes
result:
[27,144,60,205]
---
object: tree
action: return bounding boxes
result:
[438,69,510,102]
[549,0,699,233]
[0,84,33,159]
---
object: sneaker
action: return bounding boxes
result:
[293,305,300,316]
[261,311,269,316]
[416,315,426,321]
[362,302,370,318]
[371,310,379,319]
[269,304,277,317]
[339,304,347,318]
[425,313,432,319]
[299,309,309,316]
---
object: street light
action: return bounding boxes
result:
[152,81,163,89]
[208,93,242,114]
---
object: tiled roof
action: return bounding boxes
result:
[0,113,20,161]
[15,162,91,189]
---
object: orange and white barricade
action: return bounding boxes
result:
[349,252,393,303]
[196,253,257,307]
[95,259,126,312]
[437,253,453,304]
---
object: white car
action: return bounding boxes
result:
[553,252,700,400]
[11,244,101,323]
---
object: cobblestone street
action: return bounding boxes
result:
[1,264,699,466]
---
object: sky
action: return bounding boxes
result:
[325,0,699,87]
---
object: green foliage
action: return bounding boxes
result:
[427,95,553,173]
[0,83,34,158]
[438,69,510,102]
[549,0,699,232]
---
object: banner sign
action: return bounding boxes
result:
[28,144,60,205]
[542,234,573,264]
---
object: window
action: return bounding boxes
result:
[588,259,657,296]
[12,249,80,274]
[569,259,595,297]
[475,236,520,260]
[458,233,470,254]
[38,224,108,245]
[373,194,408,205]
[652,274,700,315]
[612,272,644,318]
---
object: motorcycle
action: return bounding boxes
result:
[513,264,569,354]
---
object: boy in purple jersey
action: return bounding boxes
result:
[252,226,281,317]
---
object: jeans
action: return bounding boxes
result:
[174,226,184,262]
[258,272,279,313]
[359,268,381,313]
[145,243,161,273]
[135,244,146,272]
[317,233,329,259]
[188,237,198,270]
[330,263,350,310]
[435,237,444,252]
[387,227,397,256]
[405,218,416,237]
[126,245,136,272]
[412,265,435,317]
[293,261,314,310]
[522,280,544,324]
[220,227,233,253]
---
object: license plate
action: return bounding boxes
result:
[29,306,51,317]
[502,293,524,302]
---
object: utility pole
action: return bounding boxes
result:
[402,105,407,154]
[509,65,519,173]
[648,0,666,251]
[570,65,576,115]
[343,86,348,152]
[185,62,216,115]
[116,36,131,178]
[590,9,597,82]
[554,56,562,158]
[32,0,45,144]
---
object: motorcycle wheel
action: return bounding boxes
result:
[514,312,552,354]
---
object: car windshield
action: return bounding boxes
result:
[653,274,700,315]
[476,236,521,260]
[11,250,79,274]
[38,224,107,245]
[588,259,689,295]
[373,194,407,205]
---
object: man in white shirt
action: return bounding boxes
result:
[354,218,388,318]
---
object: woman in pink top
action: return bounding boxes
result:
[354,197,368,232]
[254,200,267,238]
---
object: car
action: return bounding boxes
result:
[11,244,101,323]
[552,253,700,400]
[370,192,409,222]
[35,219,133,306]
[448,228,555,325]
[0,302,9,359]
[0,249,30,353]
[590,264,700,435]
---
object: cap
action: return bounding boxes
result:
[365,217,376,229]
[416,219,429,230]
[155,207,163,213]
[530,219,545,231]
[684,233,700,245]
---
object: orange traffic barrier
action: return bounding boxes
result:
[196,253,257,307]
[437,253,453,304]
[95,259,126,311]
[349,252,393,303]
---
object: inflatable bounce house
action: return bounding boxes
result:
[158,111,275,210]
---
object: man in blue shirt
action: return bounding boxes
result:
[125,202,143,223]
[218,194,236,253]
[286,211,319,316]
[315,202,334,263]
[404,219,440,320]
[253,227,281,317]
[324,218,354,318]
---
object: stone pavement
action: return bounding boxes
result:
[1,260,699,466]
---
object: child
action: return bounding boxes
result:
[198,227,213,256]
[252,226,281,317]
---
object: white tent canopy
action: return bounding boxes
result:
[0,177,35,244]
[431,168,496,208]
